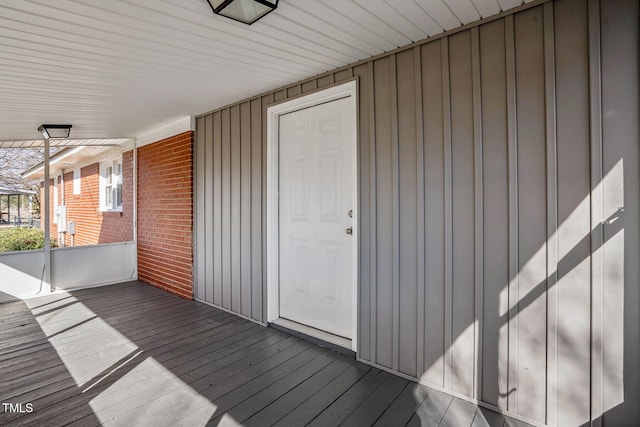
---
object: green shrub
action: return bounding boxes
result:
[0,228,58,252]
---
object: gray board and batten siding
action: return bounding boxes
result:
[194,0,640,425]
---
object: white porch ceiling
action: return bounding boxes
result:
[0,0,531,142]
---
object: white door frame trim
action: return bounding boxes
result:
[266,80,358,352]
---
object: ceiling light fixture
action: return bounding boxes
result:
[206,0,278,25]
[38,124,72,140]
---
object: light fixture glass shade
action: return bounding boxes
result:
[38,124,72,139]
[207,0,278,25]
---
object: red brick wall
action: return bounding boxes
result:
[137,132,193,299]
[40,151,133,246]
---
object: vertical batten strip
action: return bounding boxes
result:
[588,0,604,425]
[390,53,401,373]
[221,108,232,310]
[240,101,252,318]
[195,117,206,302]
[302,79,318,94]
[442,36,454,390]
[415,46,426,378]
[237,105,243,315]
[250,97,263,321]
[368,61,378,362]
[247,103,253,319]
[471,26,484,401]
[213,112,223,306]
[505,14,519,413]
[230,105,241,313]
[204,115,214,304]
[543,3,559,426]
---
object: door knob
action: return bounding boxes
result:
[346,227,353,235]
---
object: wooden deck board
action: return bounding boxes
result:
[0,281,532,427]
[241,357,355,426]
[406,387,455,426]
[205,350,339,425]
[373,380,430,426]
[272,362,371,426]
[306,369,391,427]
[340,373,409,426]
[440,396,480,427]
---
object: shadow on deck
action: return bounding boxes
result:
[0,281,533,426]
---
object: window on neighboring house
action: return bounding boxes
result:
[53,177,59,224]
[116,162,123,207]
[73,168,81,195]
[100,159,123,211]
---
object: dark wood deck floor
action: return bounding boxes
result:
[0,281,532,427]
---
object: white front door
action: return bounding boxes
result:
[278,96,355,339]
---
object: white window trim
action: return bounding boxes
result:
[99,158,123,212]
[53,176,59,224]
[72,168,81,195]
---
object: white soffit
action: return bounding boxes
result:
[0,138,133,148]
[0,0,527,141]
[135,116,194,148]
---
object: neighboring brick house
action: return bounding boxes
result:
[24,145,134,247]
[21,132,194,299]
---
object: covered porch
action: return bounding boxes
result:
[0,0,639,425]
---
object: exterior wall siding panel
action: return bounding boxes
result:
[600,1,640,425]
[396,48,419,378]
[448,29,476,399]
[373,55,395,370]
[194,0,639,423]
[421,39,447,389]
[478,18,510,410]
[513,7,548,422]
[554,1,592,424]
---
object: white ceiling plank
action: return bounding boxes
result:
[320,0,414,48]
[415,0,462,31]
[293,0,398,52]
[497,0,523,9]
[472,0,502,18]
[444,0,482,24]
[383,0,444,37]
[354,0,428,43]
[262,14,365,63]
[274,2,382,56]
